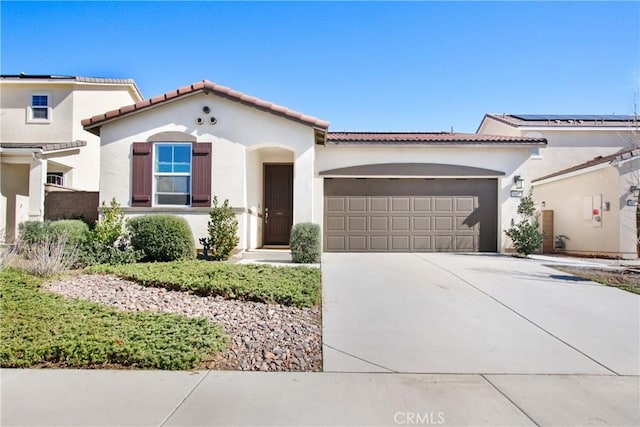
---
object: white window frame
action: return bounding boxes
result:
[27,92,52,123]
[46,172,64,186]
[530,146,543,159]
[152,142,192,207]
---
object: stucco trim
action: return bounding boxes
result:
[146,131,197,142]
[319,163,506,177]
[531,163,612,187]
[117,206,248,214]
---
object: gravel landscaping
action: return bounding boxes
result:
[44,274,322,372]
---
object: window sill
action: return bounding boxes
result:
[118,206,247,214]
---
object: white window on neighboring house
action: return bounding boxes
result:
[46,172,64,186]
[153,143,192,206]
[530,147,543,159]
[28,93,51,122]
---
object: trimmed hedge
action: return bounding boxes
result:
[128,215,196,262]
[290,223,321,264]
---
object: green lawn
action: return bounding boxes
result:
[0,268,227,369]
[88,261,321,308]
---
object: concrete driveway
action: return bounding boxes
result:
[322,253,640,375]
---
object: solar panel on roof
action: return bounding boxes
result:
[511,114,637,122]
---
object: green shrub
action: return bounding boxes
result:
[49,220,90,247]
[290,223,321,264]
[80,241,143,266]
[18,221,50,245]
[202,197,239,261]
[128,215,196,262]
[89,260,321,308]
[0,268,227,369]
[79,199,142,266]
[93,198,125,247]
[505,190,544,257]
[19,220,89,249]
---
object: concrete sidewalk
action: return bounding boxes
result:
[2,369,639,426]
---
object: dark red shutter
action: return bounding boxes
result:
[191,142,212,207]
[131,142,152,207]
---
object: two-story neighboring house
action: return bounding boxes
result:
[0,74,142,242]
[478,114,639,258]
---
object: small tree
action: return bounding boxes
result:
[505,190,544,257]
[93,198,125,247]
[204,197,239,261]
[80,199,143,265]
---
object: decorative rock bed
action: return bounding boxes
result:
[44,274,322,371]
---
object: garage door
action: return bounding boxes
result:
[324,178,497,252]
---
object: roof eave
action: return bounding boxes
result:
[325,141,546,147]
[82,81,329,132]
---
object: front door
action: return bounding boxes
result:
[263,164,293,245]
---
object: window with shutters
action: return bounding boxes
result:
[131,141,211,208]
[154,143,192,206]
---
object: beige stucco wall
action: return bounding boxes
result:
[0,161,30,241]
[98,92,316,250]
[0,84,74,142]
[533,161,638,259]
[0,81,140,191]
[315,144,533,252]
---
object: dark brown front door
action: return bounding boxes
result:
[264,164,293,245]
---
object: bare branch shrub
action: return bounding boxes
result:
[13,232,78,277]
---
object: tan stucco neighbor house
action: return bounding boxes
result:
[82,80,548,254]
[478,114,639,258]
[0,74,142,242]
[532,148,639,259]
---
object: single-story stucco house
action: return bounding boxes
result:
[81,80,550,254]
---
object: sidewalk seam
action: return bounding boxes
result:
[323,343,397,373]
[158,371,210,427]
[414,254,620,376]
[481,374,540,427]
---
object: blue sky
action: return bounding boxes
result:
[2,1,639,132]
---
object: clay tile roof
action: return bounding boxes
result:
[326,132,546,145]
[0,140,87,152]
[533,147,640,182]
[82,80,329,132]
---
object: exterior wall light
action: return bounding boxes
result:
[513,175,524,189]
